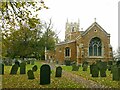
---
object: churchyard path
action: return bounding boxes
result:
[48,63,108,88]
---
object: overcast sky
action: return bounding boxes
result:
[39,0,119,51]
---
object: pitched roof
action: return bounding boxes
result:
[82,22,110,36]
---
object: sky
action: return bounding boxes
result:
[39,0,119,51]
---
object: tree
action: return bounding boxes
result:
[2,25,41,59]
[1,0,48,60]
[39,19,59,60]
[0,1,48,30]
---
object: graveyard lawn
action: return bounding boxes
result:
[2,61,86,88]
[62,65,120,88]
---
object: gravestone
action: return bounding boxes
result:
[112,65,120,81]
[82,61,88,71]
[15,60,20,67]
[72,64,79,71]
[0,63,4,75]
[20,62,26,74]
[99,62,107,77]
[27,70,35,79]
[40,64,51,85]
[10,64,19,74]
[55,66,62,77]
[91,64,99,77]
[90,65,93,74]
[82,64,88,71]
[32,65,38,72]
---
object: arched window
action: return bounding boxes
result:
[89,37,102,56]
[65,47,70,57]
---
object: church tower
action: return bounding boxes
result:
[65,19,80,41]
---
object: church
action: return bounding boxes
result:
[46,19,113,64]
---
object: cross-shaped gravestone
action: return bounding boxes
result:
[55,66,62,77]
[40,64,51,85]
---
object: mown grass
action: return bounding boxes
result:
[1,61,85,88]
[62,65,120,88]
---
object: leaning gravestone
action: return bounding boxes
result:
[0,63,4,75]
[10,64,19,74]
[55,66,62,77]
[32,65,38,72]
[40,64,51,85]
[20,62,26,74]
[72,64,79,71]
[27,70,35,79]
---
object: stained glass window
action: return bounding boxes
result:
[89,37,102,56]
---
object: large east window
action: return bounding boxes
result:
[89,37,102,56]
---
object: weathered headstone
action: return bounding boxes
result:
[20,62,26,74]
[72,64,79,71]
[55,66,62,77]
[27,70,35,79]
[90,65,93,74]
[112,65,120,81]
[40,64,51,85]
[32,65,38,72]
[82,64,88,71]
[91,64,99,77]
[15,60,20,67]
[99,62,107,77]
[0,63,4,75]
[10,64,19,74]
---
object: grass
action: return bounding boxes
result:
[62,65,120,88]
[1,61,85,88]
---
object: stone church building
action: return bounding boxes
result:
[46,19,113,64]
